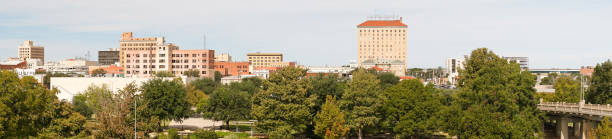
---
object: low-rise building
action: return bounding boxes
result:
[215,53,232,62]
[34,58,97,74]
[503,56,529,70]
[247,52,283,68]
[18,40,44,64]
[0,60,27,70]
[50,77,189,101]
[88,64,125,77]
[214,61,250,76]
[581,66,594,77]
[220,75,257,85]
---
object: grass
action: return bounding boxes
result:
[227,124,253,131]
[216,131,256,139]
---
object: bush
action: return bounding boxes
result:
[190,129,218,139]
[168,128,179,139]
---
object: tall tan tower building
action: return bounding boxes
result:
[18,40,45,64]
[357,17,407,76]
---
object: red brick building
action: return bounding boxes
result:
[0,61,27,70]
[214,61,250,76]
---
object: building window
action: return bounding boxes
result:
[160,65,165,68]
[192,54,197,57]
[159,59,165,63]
[159,54,165,57]
[202,71,206,74]
[192,65,196,68]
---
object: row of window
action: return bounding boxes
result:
[359,56,406,58]
[126,59,165,63]
[126,65,166,69]
[359,29,406,33]
[126,70,207,75]
[248,56,280,59]
[120,43,156,47]
[172,53,207,58]
[126,54,166,57]
[214,65,248,68]
[249,60,281,62]
[359,34,406,37]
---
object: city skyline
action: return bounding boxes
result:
[1,0,612,68]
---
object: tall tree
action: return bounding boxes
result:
[155,71,175,77]
[314,95,349,139]
[91,68,107,77]
[552,76,580,103]
[214,71,222,83]
[190,78,218,95]
[251,67,316,138]
[441,48,541,138]
[199,87,250,129]
[308,74,344,113]
[141,78,191,131]
[183,69,200,77]
[43,72,72,88]
[596,117,612,138]
[377,72,399,89]
[381,79,441,138]
[587,60,612,104]
[0,70,86,138]
[93,83,139,138]
[339,69,381,139]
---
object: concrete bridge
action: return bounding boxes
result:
[538,101,612,139]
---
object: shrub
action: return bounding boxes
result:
[191,129,218,139]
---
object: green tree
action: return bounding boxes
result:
[93,83,139,138]
[39,101,87,138]
[0,70,86,138]
[186,84,208,106]
[587,60,612,104]
[91,68,107,77]
[199,87,251,129]
[596,117,612,138]
[141,78,191,131]
[190,129,218,139]
[190,78,218,94]
[339,69,381,139]
[214,71,222,83]
[381,79,441,138]
[228,77,263,96]
[308,74,344,113]
[540,76,553,85]
[552,76,580,103]
[74,84,113,116]
[168,128,179,139]
[314,95,349,139]
[72,94,93,118]
[441,48,541,138]
[184,69,201,77]
[377,72,399,89]
[155,70,175,77]
[251,67,316,138]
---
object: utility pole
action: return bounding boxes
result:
[135,96,137,139]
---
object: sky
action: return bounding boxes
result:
[1,0,611,69]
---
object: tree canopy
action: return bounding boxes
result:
[314,95,349,139]
[91,68,107,77]
[339,69,381,139]
[198,86,250,129]
[552,76,580,103]
[381,79,441,138]
[251,67,316,138]
[183,69,200,77]
[587,60,612,104]
[140,78,191,131]
[155,71,175,77]
[441,48,541,138]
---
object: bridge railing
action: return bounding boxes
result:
[538,101,612,117]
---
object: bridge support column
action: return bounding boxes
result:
[573,119,581,137]
[556,117,569,139]
[582,119,595,139]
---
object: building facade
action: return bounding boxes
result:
[120,32,215,78]
[215,53,232,62]
[503,56,529,70]
[247,52,283,68]
[98,48,120,65]
[357,17,408,76]
[446,58,464,85]
[0,60,27,70]
[170,50,215,77]
[18,41,44,64]
[214,61,250,76]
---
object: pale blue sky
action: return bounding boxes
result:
[1,0,611,68]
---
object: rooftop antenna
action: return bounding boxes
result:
[203,34,207,50]
[85,51,91,61]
